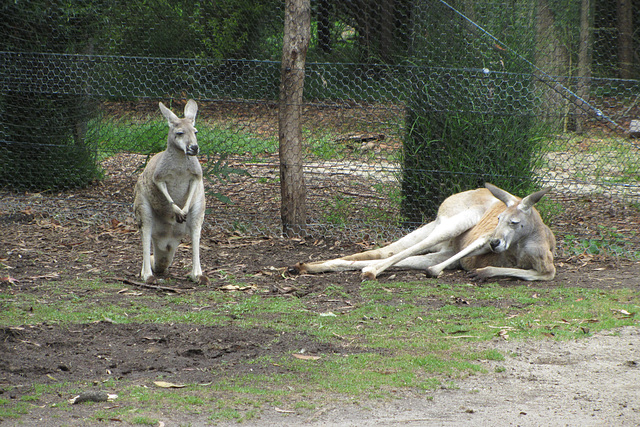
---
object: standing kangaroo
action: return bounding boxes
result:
[293,183,556,281]
[134,100,209,285]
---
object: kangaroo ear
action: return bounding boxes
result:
[520,187,551,211]
[485,183,519,207]
[184,99,198,124]
[159,102,180,125]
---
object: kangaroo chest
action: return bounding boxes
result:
[151,152,202,206]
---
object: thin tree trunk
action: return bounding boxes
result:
[378,0,395,63]
[617,0,633,79]
[576,0,592,133]
[535,0,569,129]
[279,0,310,237]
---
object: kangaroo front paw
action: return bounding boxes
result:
[172,204,188,223]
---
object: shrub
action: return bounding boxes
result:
[0,93,101,191]
[401,70,539,224]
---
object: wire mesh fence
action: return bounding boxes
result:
[1,0,639,259]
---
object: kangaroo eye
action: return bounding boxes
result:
[175,131,184,136]
[510,219,521,226]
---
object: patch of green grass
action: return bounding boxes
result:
[3,279,638,342]
[0,400,30,419]
[323,284,351,299]
[308,131,341,160]
[19,394,39,403]
[130,416,159,426]
[91,118,277,159]
[320,194,354,226]
[91,118,167,155]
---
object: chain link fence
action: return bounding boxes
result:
[1,0,639,259]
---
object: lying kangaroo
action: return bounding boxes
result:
[293,183,556,281]
[133,100,209,285]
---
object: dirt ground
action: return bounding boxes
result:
[1,152,640,425]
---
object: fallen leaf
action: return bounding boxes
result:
[319,312,337,317]
[219,284,256,292]
[69,391,118,404]
[154,381,186,388]
[611,309,634,318]
[292,354,321,360]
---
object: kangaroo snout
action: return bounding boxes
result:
[489,238,502,252]
[186,144,199,156]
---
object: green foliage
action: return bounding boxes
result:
[0,0,107,53]
[0,93,101,191]
[399,1,546,223]
[0,1,104,191]
[106,0,283,60]
[401,72,540,222]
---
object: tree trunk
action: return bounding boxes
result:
[279,0,310,237]
[617,0,634,79]
[576,0,593,133]
[378,0,395,63]
[535,0,570,129]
